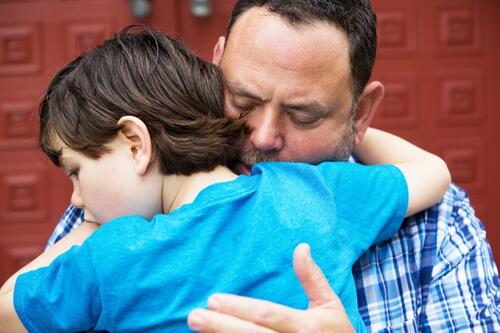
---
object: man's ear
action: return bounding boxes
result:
[353,81,384,145]
[212,36,225,65]
[117,116,154,176]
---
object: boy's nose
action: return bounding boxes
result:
[70,189,84,209]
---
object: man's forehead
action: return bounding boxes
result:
[226,6,346,48]
[221,6,352,109]
[230,7,324,34]
[223,10,349,76]
[222,60,350,100]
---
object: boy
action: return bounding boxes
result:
[0,27,450,332]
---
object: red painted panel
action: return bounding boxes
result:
[0,23,42,75]
[174,0,237,60]
[372,0,500,261]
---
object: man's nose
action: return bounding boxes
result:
[248,108,283,152]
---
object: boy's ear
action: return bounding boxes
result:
[212,36,225,65]
[353,81,384,145]
[117,116,154,176]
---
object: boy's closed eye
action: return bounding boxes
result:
[68,168,80,179]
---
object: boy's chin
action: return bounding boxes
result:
[84,218,102,225]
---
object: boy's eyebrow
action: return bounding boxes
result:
[57,148,69,171]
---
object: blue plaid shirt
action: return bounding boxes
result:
[47,184,500,332]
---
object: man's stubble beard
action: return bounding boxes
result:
[239,115,356,166]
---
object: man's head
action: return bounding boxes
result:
[213,0,384,166]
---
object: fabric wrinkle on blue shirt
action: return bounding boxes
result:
[43,161,500,332]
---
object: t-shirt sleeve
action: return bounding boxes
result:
[13,244,101,333]
[318,162,408,250]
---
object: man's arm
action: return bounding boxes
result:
[419,186,500,331]
[46,204,84,249]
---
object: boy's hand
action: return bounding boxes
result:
[187,243,354,333]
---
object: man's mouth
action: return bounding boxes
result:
[240,148,280,166]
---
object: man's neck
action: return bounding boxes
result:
[161,165,238,213]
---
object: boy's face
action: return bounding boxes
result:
[58,136,163,224]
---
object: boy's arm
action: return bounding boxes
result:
[0,292,26,332]
[0,221,98,295]
[0,221,98,330]
[354,128,451,217]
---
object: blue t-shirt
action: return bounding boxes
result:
[14,162,408,333]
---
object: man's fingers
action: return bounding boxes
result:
[187,245,352,333]
[188,308,277,333]
[204,293,304,332]
[293,243,339,308]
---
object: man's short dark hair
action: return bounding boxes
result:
[226,0,377,99]
[39,26,246,175]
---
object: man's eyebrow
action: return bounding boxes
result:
[282,102,337,116]
[224,80,267,101]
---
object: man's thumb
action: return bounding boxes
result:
[293,243,340,308]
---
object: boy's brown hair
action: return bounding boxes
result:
[39,26,246,175]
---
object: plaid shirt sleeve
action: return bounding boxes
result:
[45,204,84,249]
[420,185,500,331]
[354,184,500,332]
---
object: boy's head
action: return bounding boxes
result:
[40,26,245,176]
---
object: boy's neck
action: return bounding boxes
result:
[162,165,238,213]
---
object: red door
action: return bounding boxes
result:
[1,0,498,283]
[371,0,500,259]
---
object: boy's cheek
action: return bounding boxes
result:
[83,211,103,225]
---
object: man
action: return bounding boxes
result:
[48,1,500,332]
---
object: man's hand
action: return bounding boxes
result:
[187,243,354,333]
